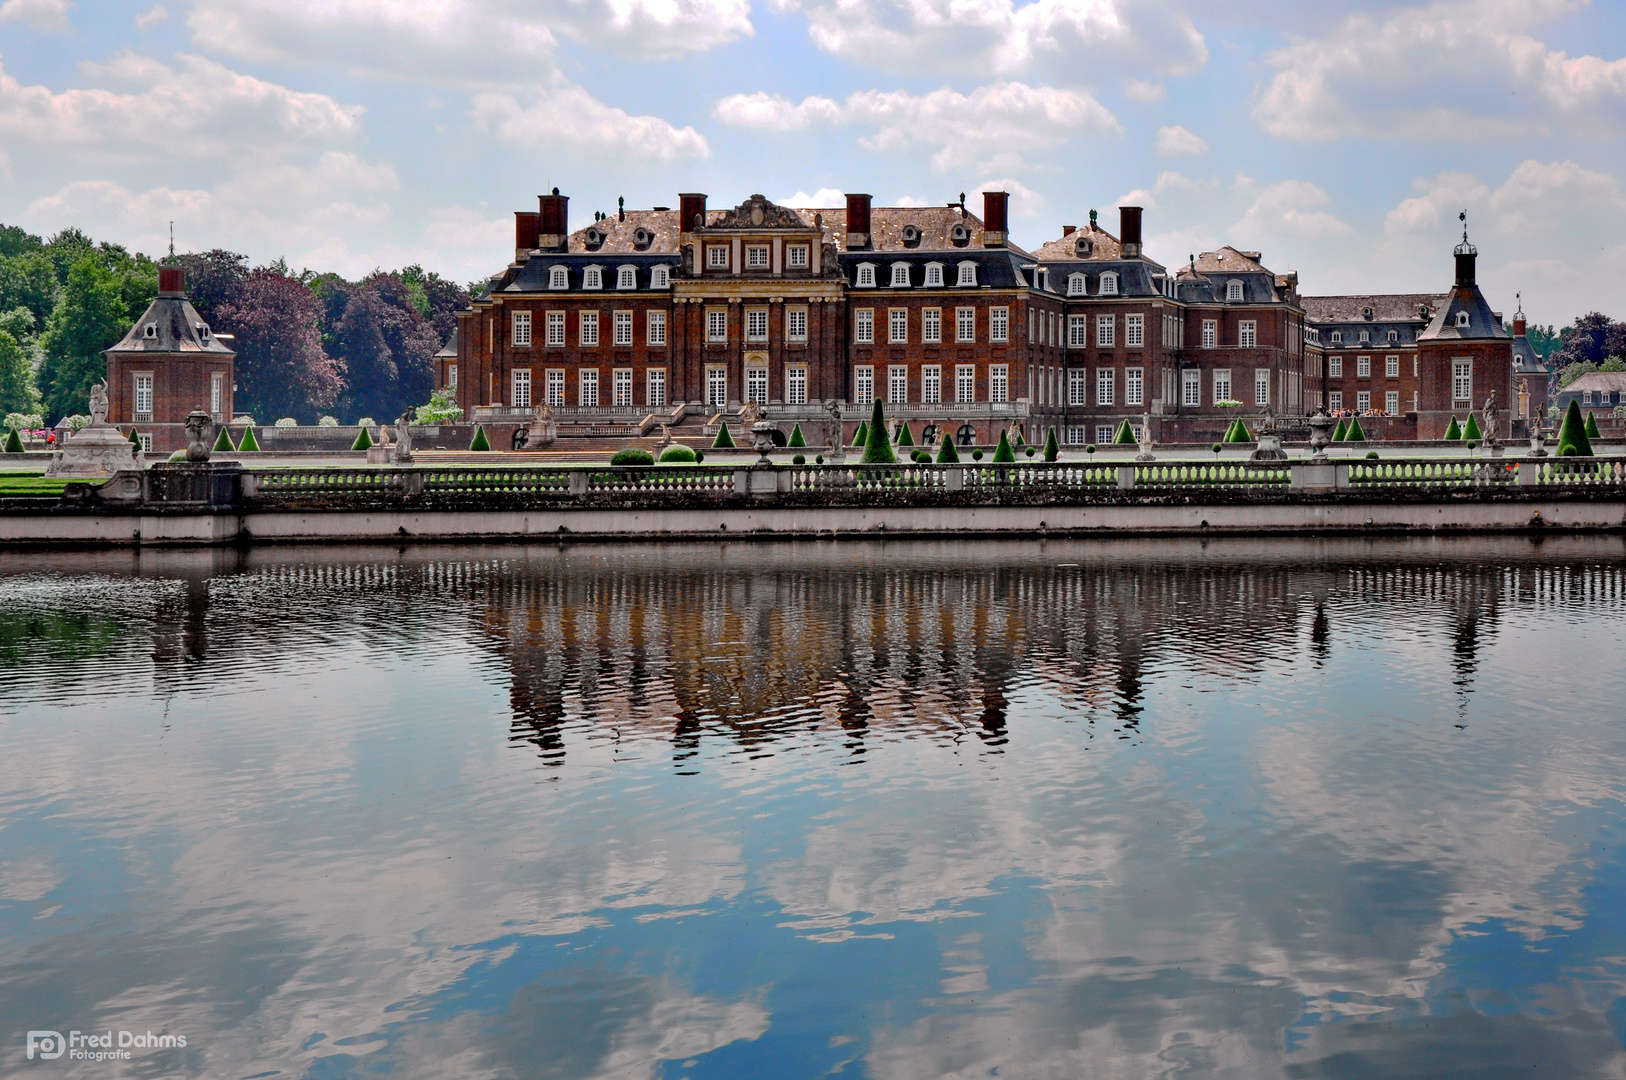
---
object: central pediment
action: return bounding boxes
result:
[705,195,810,231]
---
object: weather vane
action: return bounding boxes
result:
[1459,210,1468,245]
[168,221,174,258]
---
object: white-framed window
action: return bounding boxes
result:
[134,374,153,415]
[707,366,727,407]
[138,432,152,452]
[890,263,911,288]
[1240,320,1256,349]
[1067,273,1087,297]
[924,262,944,287]
[579,311,599,346]
[617,265,636,290]
[1213,369,1232,403]
[1201,320,1216,348]
[1096,315,1115,348]
[583,266,602,290]
[512,368,532,408]
[1385,355,1399,378]
[889,308,908,344]
[614,368,633,407]
[786,245,809,269]
[546,369,565,407]
[746,245,769,269]
[614,310,633,346]
[856,263,876,287]
[511,311,532,347]
[1182,368,1200,406]
[446,364,458,388]
[1328,390,1343,410]
[1583,390,1594,406]
[1226,280,1243,302]
[208,369,221,414]
[1331,330,1343,344]
[579,368,599,407]
[546,311,565,346]
[1069,368,1088,405]
[746,308,768,342]
[651,266,669,289]
[1126,313,1143,348]
[990,307,1008,343]
[1254,368,1270,405]
[923,308,941,343]
[1453,360,1472,403]
[855,309,874,344]
[1067,315,1088,348]
[1067,426,1087,445]
[855,366,874,404]
[1097,424,1114,444]
[1358,329,1370,344]
[707,308,727,343]
[956,261,977,286]
[1356,390,1370,412]
[956,307,975,343]
[1100,272,1119,296]
[1097,368,1115,406]
[889,365,908,404]
[647,368,666,408]
[746,366,768,404]
[708,245,729,269]
[989,365,1008,404]
[786,365,808,405]
[1456,311,1470,328]
[647,310,666,346]
[1356,355,1370,377]
[956,364,975,403]
[922,365,941,404]
[1386,390,1400,414]
[1126,367,1143,406]
[787,307,807,343]
[549,266,568,290]
[1387,329,1398,342]
[1329,357,1342,378]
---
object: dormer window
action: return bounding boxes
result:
[1386,329,1398,342]
[633,227,653,249]
[956,261,977,287]
[901,224,921,246]
[143,323,157,339]
[950,223,970,244]
[1330,330,1343,344]
[617,265,637,290]
[890,263,911,288]
[1075,236,1093,257]
[1362,307,1374,320]
[584,227,604,250]
[650,266,669,289]
[1067,273,1086,296]
[1226,280,1244,302]
[549,266,568,290]
[583,266,602,290]
[1456,311,1470,328]
[1358,329,1370,344]
[924,262,943,287]
[1100,272,1119,296]
[196,322,211,340]
[856,263,876,288]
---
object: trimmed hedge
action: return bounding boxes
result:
[237,426,261,452]
[787,423,805,447]
[659,445,697,463]
[351,426,373,451]
[713,422,735,449]
[896,421,914,446]
[213,426,235,452]
[167,449,188,462]
[1443,415,1461,440]
[611,447,655,466]
[469,426,491,451]
[936,436,960,463]
[1042,426,1059,462]
[1344,416,1367,441]
[1462,413,1482,441]
[862,399,897,464]
[852,421,868,446]
[992,429,1016,463]
[3,427,22,453]
[1113,419,1136,444]
[1557,398,1594,457]
[128,427,142,448]
[1332,418,1347,441]
[793,454,806,465]
[1585,411,1602,439]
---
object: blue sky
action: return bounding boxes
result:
[1,0,1622,326]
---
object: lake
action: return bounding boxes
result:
[2,536,1625,1078]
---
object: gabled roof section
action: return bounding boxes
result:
[567,210,682,253]
[107,295,234,357]
[1302,294,1446,324]
[435,328,458,359]
[1181,247,1270,276]
[1031,221,1122,262]
[795,205,990,252]
[1561,371,1626,393]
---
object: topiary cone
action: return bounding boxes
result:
[896,421,914,446]
[852,421,867,446]
[1235,419,1252,441]
[4,427,23,453]
[787,423,805,447]
[1585,411,1602,439]
[237,426,261,452]
[1443,415,1461,440]
[469,425,491,451]
[1462,413,1482,441]
[128,427,142,448]
[862,399,896,463]
[1042,426,1059,462]
[1344,415,1367,441]
[713,421,735,448]
[936,434,960,463]
[213,425,235,452]
[1557,398,1594,457]
[351,426,373,451]
[1113,419,1136,444]
[1332,417,1347,441]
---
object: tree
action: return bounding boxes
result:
[787,423,805,447]
[1442,416,1461,440]
[852,421,868,446]
[0,329,33,416]
[215,269,344,423]
[1552,313,1626,381]
[171,250,250,322]
[936,433,960,463]
[1113,419,1136,444]
[325,274,441,422]
[212,426,235,452]
[1557,399,1593,456]
[469,425,491,451]
[414,387,464,425]
[1585,411,1602,439]
[713,421,735,448]
[1344,415,1367,441]
[896,421,914,446]
[992,428,1016,463]
[237,425,261,452]
[1462,413,1482,440]
[0,251,59,329]
[862,399,896,463]
[38,255,128,421]
[351,426,373,451]
[1042,427,1059,461]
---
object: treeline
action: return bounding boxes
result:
[1548,313,1626,388]
[0,224,469,425]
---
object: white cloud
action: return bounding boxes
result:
[1113,187,1156,211]
[472,80,708,162]
[1152,169,1205,196]
[779,187,846,208]
[1123,78,1165,102]
[135,3,169,29]
[717,82,1119,172]
[0,0,72,33]
[974,177,1043,216]
[1232,179,1353,242]
[892,195,930,207]
[1154,124,1207,155]
[1255,0,1626,140]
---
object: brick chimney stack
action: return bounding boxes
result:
[514,211,541,261]
[1062,225,1076,237]
[679,193,707,232]
[1119,206,1143,257]
[157,267,185,296]
[845,193,871,249]
[982,191,1008,247]
[538,189,569,251]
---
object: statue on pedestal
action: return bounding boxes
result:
[1481,391,1501,447]
[88,380,110,427]
[392,411,414,464]
[824,399,844,462]
[184,410,214,462]
[1136,411,1156,462]
[1307,407,1335,462]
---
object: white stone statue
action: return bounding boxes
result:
[88,380,110,427]
[1136,411,1156,462]
[1482,391,1500,444]
[392,411,414,463]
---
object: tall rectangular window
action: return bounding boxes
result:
[787,308,807,343]
[956,308,975,343]
[210,372,222,414]
[1213,369,1231,403]
[579,311,599,346]
[855,366,874,404]
[1182,368,1200,406]
[1386,390,1400,414]
[1356,355,1370,377]
[786,366,807,405]
[647,368,666,408]
[1126,367,1143,406]
[614,368,632,407]
[646,310,666,346]
[1255,368,1270,405]
[1453,360,1472,403]
[746,366,767,404]
[889,308,908,344]
[614,310,632,346]
[1097,315,1115,348]
[1329,357,1343,378]
[546,369,564,406]
[923,308,941,343]
[855,309,874,344]
[707,309,727,342]
[1329,391,1343,411]
[135,374,152,415]
[707,245,729,269]
[1068,315,1087,347]
[889,365,908,404]
[1202,320,1217,348]
[1097,424,1114,445]
[446,364,457,388]
[956,365,975,403]
[546,311,565,346]
[511,311,532,347]
[512,369,532,408]
[1240,320,1256,349]
[1097,368,1115,406]
[1069,368,1088,405]
[1385,355,1399,378]
[922,365,941,404]
[1356,390,1370,412]
[707,366,727,407]
[990,307,1009,343]
[990,365,1008,404]
[746,308,768,342]
[579,369,598,408]
[1126,313,1144,347]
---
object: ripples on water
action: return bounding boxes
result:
[1,537,1625,1078]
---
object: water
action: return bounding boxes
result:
[2,537,1625,1079]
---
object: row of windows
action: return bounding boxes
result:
[509,367,672,409]
[1064,271,1121,297]
[128,372,227,417]
[1326,328,1402,345]
[545,265,671,291]
[705,244,812,272]
[853,306,1007,345]
[1326,355,1407,379]
[854,261,978,288]
[1328,390,1405,413]
[852,364,1007,405]
[1578,389,1622,406]
[512,310,669,348]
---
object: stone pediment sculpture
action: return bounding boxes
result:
[708,195,810,231]
[739,400,763,427]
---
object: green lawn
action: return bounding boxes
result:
[0,473,76,496]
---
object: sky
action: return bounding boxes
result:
[0,0,1622,327]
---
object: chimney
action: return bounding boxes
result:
[537,188,569,251]
[1062,225,1076,237]
[845,193,871,249]
[1119,206,1143,257]
[157,267,185,296]
[679,193,707,232]
[982,191,1008,247]
[1455,248,1477,288]
[514,211,541,261]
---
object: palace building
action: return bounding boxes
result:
[106,266,235,453]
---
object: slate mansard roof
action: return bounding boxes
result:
[108,292,235,357]
[1417,288,1509,342]
[1173,247,1291,305]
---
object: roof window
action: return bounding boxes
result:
[1075,236,1093,257]
[1455,311,1470,328]
[901,224,921,246]
[583,227,604,250]
[1067,272,1086,297]
[549,266,568,290]
[890,263,911,287]
[650,266,669,289]
[856,263,876,288]
[1100,271,1119,296]
[143,323,157,339]
[1226,280,1244,302]
[950,223,970,245]
[583,266,602,290]
[633,227,653,249]
[617,265,637,290]
[1362,306,1374,320]
[956,261,977,287]
[924,262,944,287]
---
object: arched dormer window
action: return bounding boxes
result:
[890,263,911,288]
[617,265,637,290]
[901,224,921,246]
[1067,272,1087,297]
[1386,329,1398,342]
[650,266,669,289]
[1226,279,1244,302]
[549,266,568,290]
[143,323,157,339]
[1358,329,1370,344]
[856,263,876,288]
[1362,306,1374,320]
[196,322,211,340]
[950,223,970,245]
[583,266,603,290]
[956,261,977,287]
[1100,272,1119,296]
[1330,330,1343,344]
[1456,311,1470,328]
[924,262,944,287]
[1074,236,1093,257]
[632,227,653,250]
[583,227,604,250]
